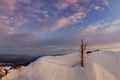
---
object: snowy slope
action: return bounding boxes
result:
[2,51,120,80]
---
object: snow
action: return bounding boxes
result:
[2,51,120,80]
[40,53,81,66]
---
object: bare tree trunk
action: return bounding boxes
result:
[80,39,87,67]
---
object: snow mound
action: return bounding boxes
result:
[2,51,120,80]
[40,53,81,66]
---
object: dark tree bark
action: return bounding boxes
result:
[80,39,87,67]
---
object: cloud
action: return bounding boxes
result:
[79,19,120,51]
[91,5,101,10]
[0,0,115,54]
[8,32,37,43]
[48,8,86,31]
[56,0,91,10]
[51,13,85,31]
[18,0,30,4]
[0,0,17,14]
[0,0,111,40]
[51,17,68,31]
[102,0,110,6]
[56,0,78,9]
[0,26,15,34]
[82,20,120,34]
[0,0,110,34]
[0,24,16,41]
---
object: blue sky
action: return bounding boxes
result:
[0,0,120,55]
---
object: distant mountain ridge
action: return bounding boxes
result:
[0,54,40,66]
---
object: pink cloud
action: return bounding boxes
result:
[0,25,15,41]
[49,9,86,31]
[68,0,78,4]
[51,17,69,31]
[56,0,78,9]
[0,0,112,44]
[56,0,90,10]
[0,20,37,43]
[90,5,101,11]
[0,0,31,14]
[57,3,69,9]
[40,9,86,32]
[68,10,86,23]
[0,0,16,12]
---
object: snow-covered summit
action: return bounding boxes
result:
[2,51,120,80]
[40,53,81,67]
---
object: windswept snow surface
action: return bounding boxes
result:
[2,51,120,80]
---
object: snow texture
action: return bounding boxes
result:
[2,51,120,80]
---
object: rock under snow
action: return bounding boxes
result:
[2,51,120,80]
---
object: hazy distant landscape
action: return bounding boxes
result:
[0,54,40,66]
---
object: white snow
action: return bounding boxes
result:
[2,51,120,80]
[40,53,81,66]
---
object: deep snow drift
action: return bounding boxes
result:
[2,51,120,80]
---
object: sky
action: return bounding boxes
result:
[0,0,120,55]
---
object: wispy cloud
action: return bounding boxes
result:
[56,0,79,9]
[90,5,101,11]
[80,19,120,51]
[49,9,86,31]
[0,0,117,54]
[82,20,120,34]
[102,0,110,6]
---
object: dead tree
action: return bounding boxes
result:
[80,39,87,67]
